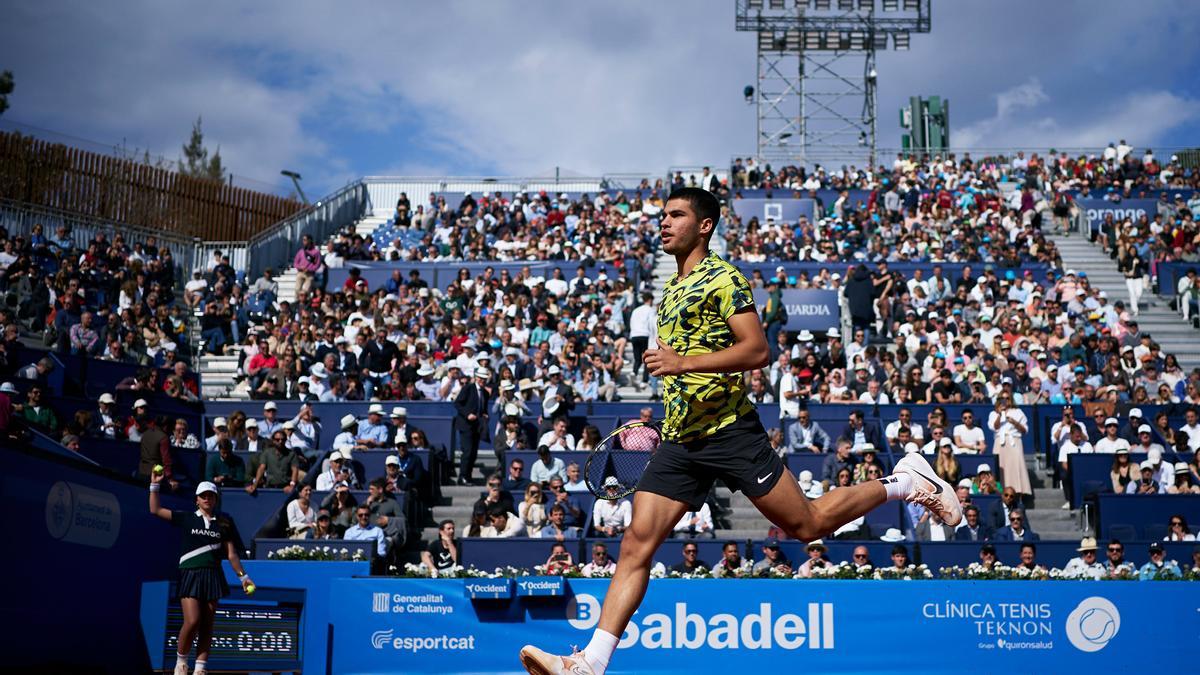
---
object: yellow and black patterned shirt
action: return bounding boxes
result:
[658,250,757,442]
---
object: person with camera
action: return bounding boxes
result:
[794,540,831,577]
[545,542,575,575]
[149,475,253,675]
[286,484,318,539]
[316,451,356,490]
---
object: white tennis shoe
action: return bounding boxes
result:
[519,645,596,675]
[893,452,963,527]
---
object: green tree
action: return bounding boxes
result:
[0,70,14,116]
[179,116,226,183]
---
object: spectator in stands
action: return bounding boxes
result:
[245,440,299,495]
[1063,537,1104,578]
[16,356,54,383]
[564,462,587,493]
[752,539,792,576]
[887,544,911,572]
[933,442,960,485]
[993,509,1039,542]
[1016,543,1045,573]
[672,503,714,539]
[518,483,547,533]
[391,443,425,487]
[1139,542,1181,580]
[577,425,602,453]
[795,540,832,578]
[669,542,708,575]
[387,407,419,448]
[365,477,406,553]
[592,477,631,537]
[788,408,831,453]
[344,506,387,558]
[137,415,176,490]
[837,409,882,450]
[544,476,585,528]
[258,402,282,436]
[538,417,576,452]
[1095,418,1131,454]
[475,473,515,516]
[1103,540,1132,577]
[1168,463,1200,494]
[540,504,579,541]
[286,485,318,539]
[820,439,856,488]
[1108,448,1135,493]
[1128,460,1164,494]
[1145,448,1174,487]
[954,505,991,541]
[88,393,122,439]
[713,541,753,578]
[1056,424,1092,509]
[453,367,490,485]
[307,511,337,541]
[316,451,353,490]
[989,395,1030,497]
[293,234,323,299]
[421,520,459,577]
[952,410,985,454]
[1166,515,1196,541]
[21,385,58,432]
[286,406,321,461]
[978,544,999,571]
[971,463,1002,496]
[204,417,229,452]
[482,504,525,538]
[321,483,357,535]
[502,458,531,494]
[530,445,567,486]
[1180,409,1200,451]
[205,439,245,488]
[235,418,264,453]
[581,543,616,577]
[916,512,955,542]
[355,404,389,449]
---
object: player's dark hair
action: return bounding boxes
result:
[439,519,455,530]
[667,187,721,233]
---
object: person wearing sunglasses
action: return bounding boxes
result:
[1139,542,1181,580]
[1103,540,1135,578]
[1165,515,1196,541]
[992,509,1040,542]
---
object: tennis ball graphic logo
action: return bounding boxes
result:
[1066,597,1120,652]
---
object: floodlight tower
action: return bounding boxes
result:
[736,0,931,168]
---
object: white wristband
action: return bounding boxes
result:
[149,484,160,493]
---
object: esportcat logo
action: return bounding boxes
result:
[371,629,393,649]
[567,594,834,650]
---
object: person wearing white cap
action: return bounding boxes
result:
[149,472,254,675]
[1094,417,1131,454]
[1132,424,1166,458]
[388,406,424,448]
[414,365,441,401]
[1167,463,1200,495]
[332,413,360,457]
[286,405,321,460]
[236,419,265,453]
[453,360,491,484]
[355,404,389,449]
[204,417,230,453]
[1062,537,1105,578]
[258,401,283,437]
[316,451,356,491]
[1127,460,1164,494]
[92,392,122,439]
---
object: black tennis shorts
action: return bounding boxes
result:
[637,409,785,510]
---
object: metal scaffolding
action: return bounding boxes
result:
[736,0,931,168]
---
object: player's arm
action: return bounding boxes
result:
[646,307,769,376]
[148,469,173,521]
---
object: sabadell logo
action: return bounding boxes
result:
[1065,597,1120,652]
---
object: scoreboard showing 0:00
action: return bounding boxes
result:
[164,604,301,666]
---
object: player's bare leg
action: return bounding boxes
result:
[520,490,687,675]
[752,454,962,540]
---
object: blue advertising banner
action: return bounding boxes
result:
[752,289,840,331]
[1077,198,1157,233]
[731,198,816,224]
[328,578,1199,674]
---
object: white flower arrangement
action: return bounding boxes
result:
[266,544,366,561]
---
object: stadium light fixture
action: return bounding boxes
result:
[882,0,899,10]
[785,29,802,51]
[838,0,855,11]
[748,0,763,8]
[758,31,776,51]
[902,0,920,10]
[813,0,831,10]
[805,31,823,50]
[849,31,866,50]
[744,85,756,102]
[893,32,910,49]
[872,32,889,49]
[769,0,784,9]
[280,170,309,205]
[857,0,873,10]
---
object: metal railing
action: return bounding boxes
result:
[361,174,656,217]
[244,180,370,281]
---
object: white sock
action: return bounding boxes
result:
[194,660,206,672]
[879,473,912,501]
[582,629,619,675]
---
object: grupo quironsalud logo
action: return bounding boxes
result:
[1065,597,1120,652]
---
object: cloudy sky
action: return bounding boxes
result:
[2,1,1199,196]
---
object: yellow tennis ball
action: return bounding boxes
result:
[245,583,257,595]
[152,464,164,475]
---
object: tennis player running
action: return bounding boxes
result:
[520,187,961,675]
[150,475,255,675]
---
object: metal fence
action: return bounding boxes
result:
[362,174,656,215]
[244,180,370,281]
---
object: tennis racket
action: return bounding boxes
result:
[584,420,662,500]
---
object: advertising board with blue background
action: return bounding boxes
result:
[751,288,841,331]
[731,198,817,224]
[1077,198,1158,233]
[327,578,1199,674]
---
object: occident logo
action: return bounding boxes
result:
[567,594,834,650]
[1065,597,1120,652]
